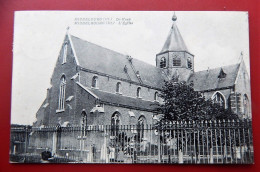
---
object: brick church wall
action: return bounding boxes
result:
[233,62,251,118]
[41,35,80,126]
[202,88,233,109]
[74,84,99,126]
[79,70,162,103]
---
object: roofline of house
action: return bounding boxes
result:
[78,66,163,91]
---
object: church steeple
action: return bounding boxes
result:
[172,12,177,21]
[156,13,194,81]
[160,13,189,53]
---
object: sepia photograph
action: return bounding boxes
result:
[10,11,253,164]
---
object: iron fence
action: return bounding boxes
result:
[10,119,253,164]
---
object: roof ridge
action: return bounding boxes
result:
[70,34,128,57]
[70,34,163,71]
[195,63,240,73]
[70,34,168,88]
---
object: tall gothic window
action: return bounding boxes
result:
[137,116,146,142]
[92,76,98,88]
[160,57,166,68]
[187,57,192,69]
[212,92,225,108]
[116,82,121,93]
[111,112,120,136]
[173,55,181,66]
[137,87,141,98]
[154,92,159,101]
[58,76,66,111]
[243,94,250,118]
[62,43,67,64]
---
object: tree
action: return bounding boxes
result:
[155,77,238,124]
[152,79,251,162]
[153,78,241,160]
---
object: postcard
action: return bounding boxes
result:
[10,11,253,164]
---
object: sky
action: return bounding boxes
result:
[11,11,250,125]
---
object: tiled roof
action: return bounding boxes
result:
[70,34,240,93]
[160,21,189,53]
[91,89,159,111]
[70,35,167,88]
[76,82,158,111]
[190,63,240,91]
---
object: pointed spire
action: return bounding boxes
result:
[66,26,70,34]
[239,51,244,63]
[160,13,189,53]
[172,12,177,21]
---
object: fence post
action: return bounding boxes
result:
[24,126,28,154]
[246,119,252,163]
[178,149,183,164]
[193,121,197,163]
[210,147,214,164]
[223,119,227,163]
[232,119,237,164]
[173,121,176,163]
[52,127,57,156]
[157,127,161,163]
[205,120,209,163]
[13,145,16,155]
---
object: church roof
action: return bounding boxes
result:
[76,82,158,111]
[190,63,240,91]
[160,15,189,53]
[93,89,159,111]
[70,35,167,89]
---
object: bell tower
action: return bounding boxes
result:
[156,13,194,81]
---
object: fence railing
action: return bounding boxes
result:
[10,119,254,164]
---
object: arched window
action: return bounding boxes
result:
[212,92,225,108]
[154,92,159,101]
[62,43,67,64]
[137,87,141,98]
[111,112,120,136]
[243,94,250,118]
[187,57,192,69]
[160,57,166,68]
[137,116,146,142]
[116,82,121,93]
[58,76,66,110]
[173,55,181,66]
[92,76,98,88]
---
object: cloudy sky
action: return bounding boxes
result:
[11,11,250,125]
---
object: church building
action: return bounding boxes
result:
[34,14,251,129]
